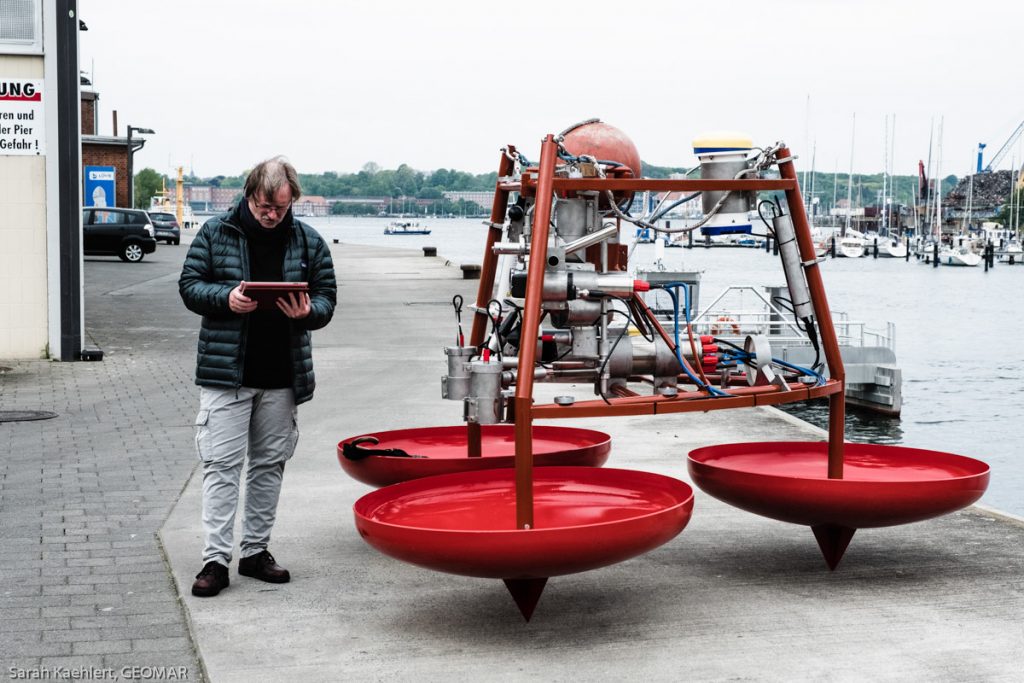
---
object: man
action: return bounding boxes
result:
[179,156,336,597]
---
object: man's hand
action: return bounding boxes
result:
[277,291,311,319]
[229,282,258,314]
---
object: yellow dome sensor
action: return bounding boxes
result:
[692,132,754,156]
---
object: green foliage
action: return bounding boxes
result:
[257,164,500,201]
[188,161,960,217]
[794,171,958,211]
[641,161,692,179]
[995,187,1024,225]
[133,168,165,209]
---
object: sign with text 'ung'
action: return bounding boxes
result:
[0,80,45,155]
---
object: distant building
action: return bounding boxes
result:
[180,185,241,213]
[80,79,133,208]
[443,191,493,208]
[293,195,328,217]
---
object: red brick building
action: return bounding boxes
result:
[79,81,142,209]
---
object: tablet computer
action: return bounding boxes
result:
[240,282,309,310]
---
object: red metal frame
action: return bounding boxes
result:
[471,139,847,529]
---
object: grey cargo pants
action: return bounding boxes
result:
[194,386,299,566]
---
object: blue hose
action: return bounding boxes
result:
[661,283,729,397]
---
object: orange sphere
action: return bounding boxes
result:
[560,120,641,178]
[559,120,641,206]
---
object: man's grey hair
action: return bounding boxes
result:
[243,156,302,201]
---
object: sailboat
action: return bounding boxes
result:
[863,114,908,259]
[938,243,982,266]
[875,235,908,258]
[836,113,863,258]
[837,230,866,258]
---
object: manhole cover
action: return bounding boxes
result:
[0,411,59,423]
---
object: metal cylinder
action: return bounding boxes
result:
[554,198,594,242]
[562,224,618,256]
[699,157,752,216]
[442,346,476,400]
[549,298,602,328]
[629,336,687,376]
[601,328,684,380]
[772,212,813,321]
[466,359,503,424]
[542,270,572,301]
[567,271,637,298]
[491,241,529,256]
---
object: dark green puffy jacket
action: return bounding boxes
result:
[178,206,337,404]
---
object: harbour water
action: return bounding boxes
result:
[304,215,1024,517]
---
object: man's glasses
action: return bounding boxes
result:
[251,198,292,216]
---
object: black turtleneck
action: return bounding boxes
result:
[238,200,293,389]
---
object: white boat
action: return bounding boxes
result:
[837,235,865,258]
[875,237,908,258]
[638,279,903,416]
[982,223,1023,264]
[383,221,431,235]
[810,228,832,257]
[938,244,982,267]
[735,234,767,248]
[995,240,1023,265]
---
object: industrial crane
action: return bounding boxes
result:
[978,118,1024,172]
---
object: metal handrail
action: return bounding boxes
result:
[656,285,895,350]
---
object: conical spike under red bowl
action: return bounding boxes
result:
[353,466,693,579]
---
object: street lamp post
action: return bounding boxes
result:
[126,126,154,208]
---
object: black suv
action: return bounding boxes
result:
[82,208,158,262]
[147,211,181,245]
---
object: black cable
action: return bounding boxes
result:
[714,337,747,353]
[757,199,779,235]
[772,295,796,315]
[596,308,635,405]
[802,316,822,371]
[609,294,654,343]
[484,299,504,361]
[451,295,464,346]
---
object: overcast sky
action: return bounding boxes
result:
[79,0,1023,180]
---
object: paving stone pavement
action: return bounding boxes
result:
[1,244,205,679]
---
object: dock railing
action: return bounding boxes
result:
[652,285,895,351]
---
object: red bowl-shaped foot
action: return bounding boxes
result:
[687,441,990,529]
[353,466,694,579]
[338,425,611,487]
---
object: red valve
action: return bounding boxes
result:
[633,280,651,292]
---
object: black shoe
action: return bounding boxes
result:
[238,550,291,584]
[191,561,229,597]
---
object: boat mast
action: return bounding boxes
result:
[1013,155,1021,236]
[924,117,935,238]
[846,113,855,234]
[890,114,897,235]
[832,159,838,227]
[803,95,811,216]
[882,115,888,235]
[964,155,974,234]
[935,117,944,240]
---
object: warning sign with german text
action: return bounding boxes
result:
[0,80,45,155]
